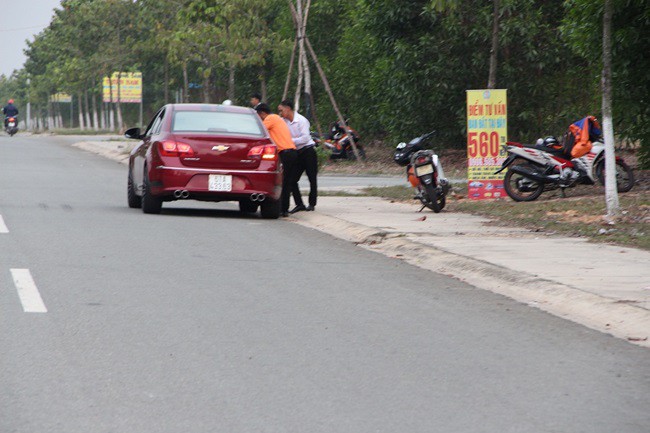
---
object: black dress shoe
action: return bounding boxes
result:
[289,205,307,214]
[306,205,315,211]
[281,211,289,217]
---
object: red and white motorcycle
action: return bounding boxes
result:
[495,138,635,201]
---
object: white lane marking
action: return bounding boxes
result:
[10,269,48,313]
[0,215,8,233]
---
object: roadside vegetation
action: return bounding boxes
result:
[0,0,648,168]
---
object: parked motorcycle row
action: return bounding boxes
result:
[496,137,635,201]
[386,116,635,212]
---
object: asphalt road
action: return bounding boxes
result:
[1,134,649,433]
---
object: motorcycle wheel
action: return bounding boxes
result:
[422,183,445,213]
[595,159,635,193]
[503,163,544,202]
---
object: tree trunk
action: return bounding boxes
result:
[92,91,99,131]
[183,63,189,103]
[282,38,298,101]
[116,72,124,131]
[228,63,236,101]
[78,93,85,131]
[84,90,92,130]
[164,58,169,103]
[203,71,210,103]
[260,67,268,102]
[602,0,619,218]
[487,0,500,89]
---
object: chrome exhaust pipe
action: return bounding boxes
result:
[250,193,259,201]
[257,194,266,202]
[180,190,190,199]
[173,190,182,198]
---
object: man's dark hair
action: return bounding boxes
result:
[279,99,294,111]
[255,103,271,114]
[251,93,262,100]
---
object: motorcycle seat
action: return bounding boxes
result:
[526,143,570,159]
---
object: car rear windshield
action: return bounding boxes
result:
[172,111,265,136]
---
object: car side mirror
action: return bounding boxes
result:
[124,127,142,139]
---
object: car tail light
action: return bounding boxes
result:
[159,140,195,157]
[248,144,277,161]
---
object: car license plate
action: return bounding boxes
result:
[208,174,232,191]
[414,164,434,177]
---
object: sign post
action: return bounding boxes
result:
[466,89,508,200]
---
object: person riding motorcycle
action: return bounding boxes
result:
[3,99,19,128]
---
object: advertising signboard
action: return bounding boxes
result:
[102,72,142,103]
[51,93,72,103]
[466,89,508,200]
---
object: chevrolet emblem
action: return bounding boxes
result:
[212,145,229,151]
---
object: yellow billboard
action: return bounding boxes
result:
[466,89,508,200]
[102,72,142,103]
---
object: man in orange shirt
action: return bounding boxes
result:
[256,103,297,217]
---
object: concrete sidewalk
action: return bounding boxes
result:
[73,138,650,347]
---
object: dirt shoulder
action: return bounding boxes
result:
[323,142,649,251]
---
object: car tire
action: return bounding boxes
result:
[141,169,162,214]
[260,198,280,219]
[239,199,259,213]
[127,169,142,208]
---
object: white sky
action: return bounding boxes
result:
[0,0,63,77]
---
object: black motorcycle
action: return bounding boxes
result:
[393,131,450,212]
[4,115,18,136]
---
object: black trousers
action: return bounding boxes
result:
[279,149,298,213]
[291,146,318,208]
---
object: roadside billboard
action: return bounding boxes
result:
[466,89,508,200]
[51,93,72,103]
[102,72,142,103]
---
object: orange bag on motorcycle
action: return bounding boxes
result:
[565,116,602,158]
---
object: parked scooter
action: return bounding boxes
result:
[393,131,450,212]
[312,120,365,161]
[4,115,18,136]
[496,137,635,201]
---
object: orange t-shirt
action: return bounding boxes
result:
[263,114,296,151]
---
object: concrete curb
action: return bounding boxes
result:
[294,211,650,348]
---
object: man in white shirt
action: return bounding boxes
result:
[278,99,317,213]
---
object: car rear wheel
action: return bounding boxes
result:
[239,199,259,214]
[260,198,280,219]
[141,169,162,214]
[127,169,142,208]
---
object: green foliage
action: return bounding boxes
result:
[0,0,647,168]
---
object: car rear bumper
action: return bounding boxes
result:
[151,166,282,201]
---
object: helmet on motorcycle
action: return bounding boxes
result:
[8,99,14,104]
[542,136,561,149]
[393,142,411,166]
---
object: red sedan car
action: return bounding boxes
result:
[125,104,282,218]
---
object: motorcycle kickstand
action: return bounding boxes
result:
[560,187,567,198]
[418,204,426,212]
